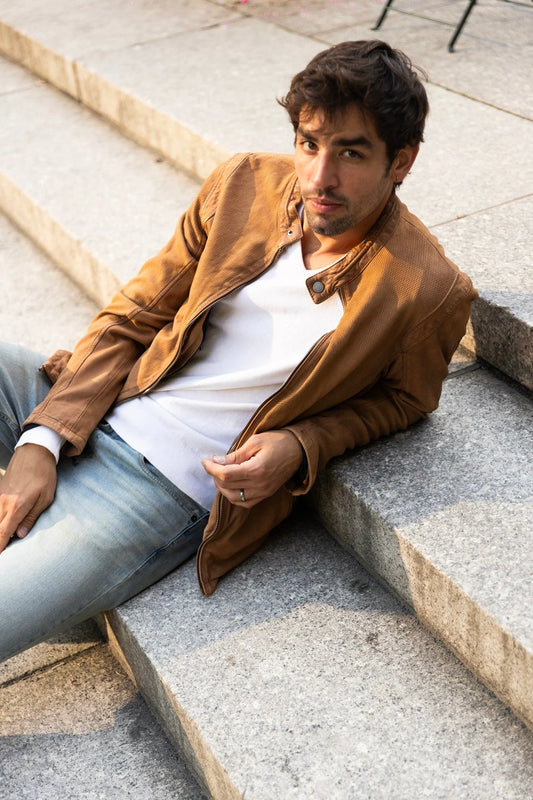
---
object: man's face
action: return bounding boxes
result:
[294,104,412,248]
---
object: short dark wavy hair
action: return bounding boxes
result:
[280,40,429,164]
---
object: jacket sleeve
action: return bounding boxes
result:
[284,286,475,493]
[23,159,231,455]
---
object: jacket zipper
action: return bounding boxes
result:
[134,245,295,400]
[196,329,332,593]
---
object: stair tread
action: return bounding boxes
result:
[312,363,533,724]
[106,509,533,800]
[0,209,97,351]
[0,57,200,303]
[0,638,206,800]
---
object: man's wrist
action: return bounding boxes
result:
[15,426,65,464]
[293,450,308,485]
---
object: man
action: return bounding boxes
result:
[0,40,476,661]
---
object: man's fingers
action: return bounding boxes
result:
[226,486,256,509]
[16,506,44,538]
[201,457,251,485]
[0,443,58,553]
[0,492,42,541]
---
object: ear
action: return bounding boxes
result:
[391,144,419,184]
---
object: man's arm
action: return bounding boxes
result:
[204,291,472,507]
[284,332,458,492]
[201,374,427,509]
[21,158,231,455]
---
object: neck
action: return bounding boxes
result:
[301,229,348,270]
[301,191,393,270]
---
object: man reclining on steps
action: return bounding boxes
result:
[0,40,476,661]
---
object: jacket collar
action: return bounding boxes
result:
[280,177,401,303]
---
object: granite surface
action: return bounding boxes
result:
[107,511,533,799]
[311,364,533,724]
[0,58,200,302]
[1,642,206,799]
[321,0,533,118]
[0,620,101,685]
[0,211,97,352]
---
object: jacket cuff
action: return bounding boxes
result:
[15,425,65,463]
[282,424,317,496]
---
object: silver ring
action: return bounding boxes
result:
[240,488,246,503]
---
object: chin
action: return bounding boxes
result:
[309,216,353,238]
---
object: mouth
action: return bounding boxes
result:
[306,195,345,214]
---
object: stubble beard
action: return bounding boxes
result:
[305,205,357,237]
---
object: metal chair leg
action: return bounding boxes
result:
[372,0,396,30]
[448,0,478,51]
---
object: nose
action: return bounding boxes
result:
[310,152,339,192]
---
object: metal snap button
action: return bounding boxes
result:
[312,280,325,293]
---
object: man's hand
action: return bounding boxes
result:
[0,444,57,554]
[201,430,304,508]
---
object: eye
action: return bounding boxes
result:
[342,149,363,160]
[298,139,318,152]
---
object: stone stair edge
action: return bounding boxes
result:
[0,19,228,181]
[0,16,531,390]
[309,473,533,731]
[96,511,533,800]
[100,614,235,800]
[0,170,121,307]
[308,362,533,730]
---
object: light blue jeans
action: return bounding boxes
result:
[0,343,209,662]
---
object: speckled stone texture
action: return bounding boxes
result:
[0,57,200,306]
[1,638,207,799]
[106,511,533,800]
[311,364,533,727]
[0,211,97,353]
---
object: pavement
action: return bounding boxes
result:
[0,0,532,798]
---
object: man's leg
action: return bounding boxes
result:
[0,343,208,662]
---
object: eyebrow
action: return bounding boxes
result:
[297,127,374,150]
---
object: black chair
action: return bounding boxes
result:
[373,0,526,52]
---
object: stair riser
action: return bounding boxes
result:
[0,171,119,306]
[104,611,240,800]
[0,21,226,182]
[310,473,533,731]
[467,303,533,393]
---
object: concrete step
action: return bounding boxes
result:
[103,508,533,800]
[0,623,207,799]
[310,361,533,729]
[0,54,200,308]
[0,0,532,389]
[0,209,97,353]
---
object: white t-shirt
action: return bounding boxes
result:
[107,242,343,507]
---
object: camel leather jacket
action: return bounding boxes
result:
[26,153,477,595]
